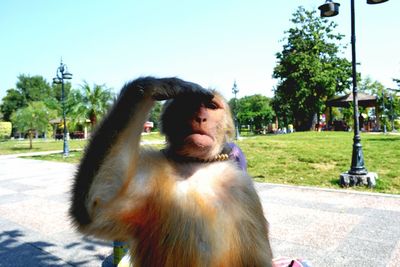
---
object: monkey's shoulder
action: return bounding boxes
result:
[138,148,170,167]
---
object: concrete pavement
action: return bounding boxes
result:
[257,183,400,266]
[0,153,399,266]
[0,155,113,267]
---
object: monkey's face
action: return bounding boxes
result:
[161,94,234,159]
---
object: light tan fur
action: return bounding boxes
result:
[71,77,272,267]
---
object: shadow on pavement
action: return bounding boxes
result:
[0,230,114,267]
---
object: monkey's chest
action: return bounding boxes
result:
[129,163,253,265]
[175,176,217,199]
[168,163,237,223]
[173,163,228,201]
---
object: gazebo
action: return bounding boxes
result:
[326,92,377,131]
[49,118,91,139]
[326,92,377,108]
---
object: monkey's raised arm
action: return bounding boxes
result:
[70,77,212,228]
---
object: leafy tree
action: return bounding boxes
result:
[393,78,400,89]
[391,77,400,130]
[231,95,275,132]
[0,88,26,121]
[271,89,293,128]
[16,74,52,102]
[360,77,386,113]
[11,101,57,148]
[149,101,163,130]
[0,122,12,139]
[360,77,386,128]
[68,81,114,128]
[360,77,399,131]
[52,82,72,102]
[43,82,72,128]
[1,75,53,121]
[273,6,352,131]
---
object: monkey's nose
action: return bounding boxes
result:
[195,116,207,123]
[194,106,208,123]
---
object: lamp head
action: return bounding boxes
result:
[53,77,62,84]
[367,0,388,4]
[319,1,340,17]
[63,71,73,80]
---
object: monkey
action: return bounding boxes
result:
[70,77,273,267]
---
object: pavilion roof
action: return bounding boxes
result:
[326,92,377,108]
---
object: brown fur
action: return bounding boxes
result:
[70,77,272,267]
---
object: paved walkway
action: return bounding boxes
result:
[0,153,399,266]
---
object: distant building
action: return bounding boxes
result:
[143,121,154,133]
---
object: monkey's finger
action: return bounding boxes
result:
[152,78,214,101]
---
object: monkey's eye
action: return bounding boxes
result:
[204,101,219,110]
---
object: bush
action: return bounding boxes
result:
[0,122,12,139]
[395,119,400,130]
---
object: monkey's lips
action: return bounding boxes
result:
[184,133,214,148]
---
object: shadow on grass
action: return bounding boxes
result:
[8,147,38,152]
[366,137,400,142]
[329,178,341,186]
[0,230,113,267]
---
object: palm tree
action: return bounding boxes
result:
[68,81,114,129]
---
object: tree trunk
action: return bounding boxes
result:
[376,109,381,131]
[90,113,97,128]
[312,112,319,131]
[295,113,317,131]
[28,130,33,149]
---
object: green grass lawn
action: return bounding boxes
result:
[0,139,87,155]
[141,132,165,141]
[26,150,84,164]
[238,132,400,194]
[0,133,164,155]
[2,131,399,194]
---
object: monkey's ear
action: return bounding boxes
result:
[151,78,214,101]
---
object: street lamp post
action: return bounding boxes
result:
[232,81,240,140]
[53,60,73,157]
[382,92,387,134]
[319,0,388,187]
[388,88,399,132]
[388,95,395,132]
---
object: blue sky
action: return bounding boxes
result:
[1,0,399,100]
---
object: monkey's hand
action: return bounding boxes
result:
[125,77,213,102]
[153,77,213,101]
